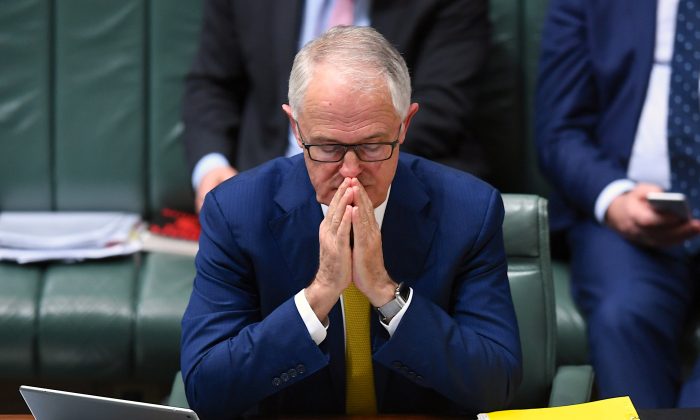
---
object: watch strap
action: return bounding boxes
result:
[375,282,408,323]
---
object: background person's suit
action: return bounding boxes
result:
[180,153,522,418]
[182,0,490,177]
[536,0,700,407]
[537,0,659,232]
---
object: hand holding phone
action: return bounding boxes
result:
[646,192,691,220]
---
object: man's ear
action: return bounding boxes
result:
[282,104,294,124]
[282,104,303,148]
[399,103,420,144]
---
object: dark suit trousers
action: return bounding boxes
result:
[567,220,700,408]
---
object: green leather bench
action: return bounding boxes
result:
[0,0,202,405]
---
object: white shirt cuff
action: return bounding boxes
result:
[594,179,637,223]
[192,153,231,189]
[380,287,413,336]
[294,289,328,345]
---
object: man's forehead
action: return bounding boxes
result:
[300,87,396,124]
[297,67,399,135]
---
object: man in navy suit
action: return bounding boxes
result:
[181,26,521,418]
[537,0,700,408]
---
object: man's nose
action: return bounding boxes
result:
[339,148,362,178]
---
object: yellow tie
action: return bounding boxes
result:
[343,283,377,414]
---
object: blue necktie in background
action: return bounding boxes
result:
[668,0,700,252]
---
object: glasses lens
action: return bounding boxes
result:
[357,143,393,161]
[309,144,346,162]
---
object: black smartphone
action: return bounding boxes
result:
[646,192,691,220]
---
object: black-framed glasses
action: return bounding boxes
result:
[295,120,401,163]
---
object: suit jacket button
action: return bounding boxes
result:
[288,368,297,378]
[296,364,305,374]
[272,377,281,387]
[392,361,402,369]
[408,370,416,377]
[281,372,289,382]
[416,375,424,382]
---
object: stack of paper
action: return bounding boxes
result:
[477,396,639,420]
[139,231,198,257]
[0,212,143,264]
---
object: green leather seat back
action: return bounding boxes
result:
[0,0,197,216]
[503,194,555,408]
[0,0,52,210]
[54,0,146,213]
[476,0,549,196]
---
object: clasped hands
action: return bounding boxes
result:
[606,183,700,247]
[305,177,397,323]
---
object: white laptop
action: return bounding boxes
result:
[20,385,199,420]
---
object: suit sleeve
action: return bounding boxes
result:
[535,0,629,215]
[373,189,522,414]
[401,0,489,174]
[180,192,328,419]
[182,0,246,174]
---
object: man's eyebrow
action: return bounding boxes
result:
[310,131,389,143]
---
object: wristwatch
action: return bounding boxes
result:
[375,282,410,323]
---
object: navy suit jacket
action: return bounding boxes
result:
[180,153,521,419]
[536,0,657,230]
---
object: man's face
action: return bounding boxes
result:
[284,65,417,207]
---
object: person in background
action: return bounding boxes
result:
[183,0,489,211]
[181,26,521,418]
[536,0,700,408]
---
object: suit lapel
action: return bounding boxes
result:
[373,158,437,409]
[269,158,321,293]
[631,0,657,84]
[380,159,436,285]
